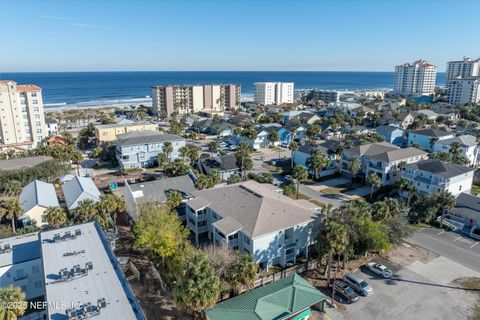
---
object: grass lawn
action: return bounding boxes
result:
[320,184,356,195]
[472,184,480,196]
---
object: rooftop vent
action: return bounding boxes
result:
[52,230,81,243]
[66,298,107,320]
[0,244,12,254]
[55,262,93,283]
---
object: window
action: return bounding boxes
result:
[15,269,26,280]
[244,236,250,245]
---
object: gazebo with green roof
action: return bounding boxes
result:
[205,273,326,320]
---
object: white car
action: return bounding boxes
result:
[228,145,238,151]
[219,142,228,148]
[366,262,392,278]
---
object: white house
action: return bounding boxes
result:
[184,181,320,271]
[402,159,475,197]
[19,180,59,227]
[340,142,428,185]
[433,134,479,165]
[293,143,338,178]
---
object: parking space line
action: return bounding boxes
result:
[437,230,445,235]
[471,242,479,248]
[453,236,462,242]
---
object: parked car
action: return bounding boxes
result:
[228,145,238,151]
[284,175,298,185]
[331,279,359,303]
[281,141,289,148]
[344,272,373,296]
[219,142,228,148]
[366,262,392,278]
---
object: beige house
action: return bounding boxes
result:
[19,180,59,227]
[95,122,158,145]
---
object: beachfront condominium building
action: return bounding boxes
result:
[151,84,241,117]
[254,82,294,105]
[95,121,158,146]
[446,57,480,83]
[0,80,47,151]
[394,59,437,96]
[447,77,480,105]
[309,89,340,103]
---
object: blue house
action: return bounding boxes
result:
[407,128,454,151]
[375,125,405,147]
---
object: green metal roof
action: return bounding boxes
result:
[205,274,326,320]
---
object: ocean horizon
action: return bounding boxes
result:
[0,71,446,108]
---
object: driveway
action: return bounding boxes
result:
[408,227,480,273]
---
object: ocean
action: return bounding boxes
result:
[0,71,446,108]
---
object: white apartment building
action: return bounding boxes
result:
[0,80,47,151]
[433,134,479,165]
[151,84,240,117]
[447,77,480,105]
[254,82,294,105]
[394,59,437,96]
[402,159,474,197]
[185,181,320,271]
[446,57,480,83]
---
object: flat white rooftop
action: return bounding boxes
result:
[40,222,144,320]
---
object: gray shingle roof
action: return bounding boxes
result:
[19,180,59,213]
[62,176,101,210]
[407,159,474,178]
[187,181,319,238]
[197,154,239,175]
[450,193,480,221]
[297,143,336,156]
[117,131,184,147]
[411,128,453,138]
[435,135,477,147]
[127,175,196,204]
[370,147,427,162]
[375,125,403,133]
[344,142,399,158]
[212,216,244,235]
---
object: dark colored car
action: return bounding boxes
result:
[331,279,360,303]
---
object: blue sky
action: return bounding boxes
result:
[1,0,479,72]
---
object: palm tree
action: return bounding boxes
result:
[449,142,462,161]
[228,253,258,294]
[0,198,22,233]
[208,141,218,156]
[0,285,27,320]
[437,191,456,228]
[3,180,22,197]
[45,206,67,228]
[307,149,330,180]
[98,194,124,225]
[74,199,98,223]
[292,165,308,199]
[324,218,348,295]
[368,173,382,199]
[268,131,279,147]
[398,178,415,208]
[162,142,173,162]
[347,156,361,184]
[288,141,299,168]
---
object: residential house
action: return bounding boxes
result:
[19,180,59,227]
[45,118,58,135]
[341,142,428,185]
[192,119,233,137]
[293,143,338,177]
[124,174,196,221]
[414,109,439,121]
[61,176,101,210]
[407,128,455,151]
[260,123,291,146]
[196,154,239,181]
[350,105,374,118]
[375,125,405,146]
[205,274,326,320]
[229,112,254,126]
[285,123,308,144]
[115,131,185,168]
[402,159,475,197]
[433,135,479,165]
[378,110,414,129]
[445,193,480,238]
[294,112,321,125]
[319,124,343,140]
[184,181,320,270]
[95,122,158,146]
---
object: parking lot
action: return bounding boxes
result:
[327,242,480,320]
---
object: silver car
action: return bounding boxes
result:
[345,272,373,296]
[367,262,393,278]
